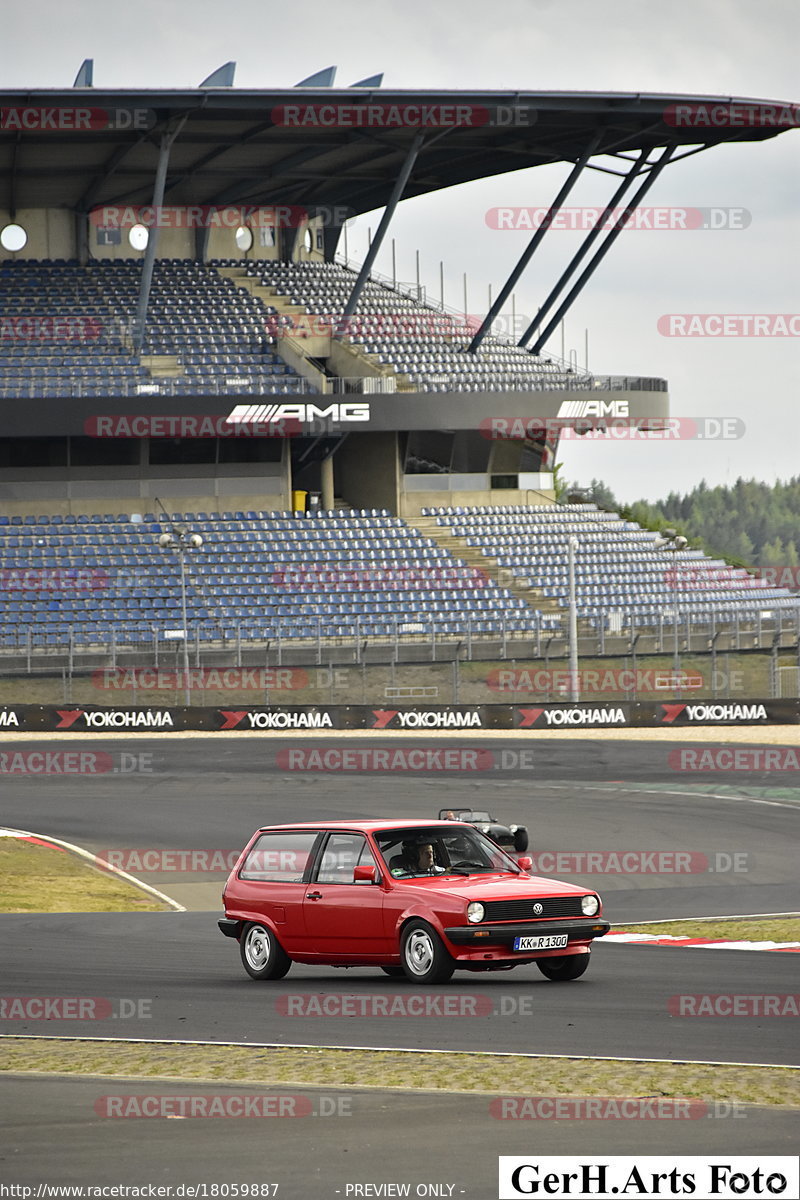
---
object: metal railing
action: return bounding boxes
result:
[0,372,666,400]
[2,607,798,667]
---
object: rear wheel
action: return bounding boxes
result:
[400,920,455,985]
[513,828,529,853]
[240,922,292,981]
[537,953,589,981]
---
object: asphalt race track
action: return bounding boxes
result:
[1,735,798,1185]
[2,1077,799,1196]
[1,908,799,1063]
[1,736,797,919]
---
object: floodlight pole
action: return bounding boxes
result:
[655,530,688,699]
[568,535,579,702]
[670,546,681,693]
[177,544,191,707]
[157,520,203,707]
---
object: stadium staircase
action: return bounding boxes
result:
[218,258,582,394]
[411,515,561,618]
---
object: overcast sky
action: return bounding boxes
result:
[2,0,798,503]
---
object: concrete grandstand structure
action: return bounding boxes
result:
[1,79,798,651]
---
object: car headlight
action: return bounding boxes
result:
[581,894,600,916]
[467,902,485,924]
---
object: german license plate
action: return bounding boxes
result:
[513,934,569,951]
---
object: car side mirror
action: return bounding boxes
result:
[517,856,533,872]
[353,864,378,884]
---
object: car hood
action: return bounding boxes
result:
[395,873,592,900]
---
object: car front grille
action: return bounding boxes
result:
[480,896,586,922]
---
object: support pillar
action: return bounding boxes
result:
[132,118,187,353]
[517,147,649,348]
[530,143,677,355]
[320,454,335,511]
[341,132,425,320]
[468,132,602,354]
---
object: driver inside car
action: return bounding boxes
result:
[391,840,446,877]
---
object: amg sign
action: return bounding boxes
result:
[225,402,371,426]
[556,399,630,418]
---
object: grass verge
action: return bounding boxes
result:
[0,839,167,912]
[615,918,800,942]
[0,1039,797,1107]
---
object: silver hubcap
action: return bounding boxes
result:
[405,929,434,975]
[245,926,271,970]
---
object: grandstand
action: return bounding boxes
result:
[1,80,798,660]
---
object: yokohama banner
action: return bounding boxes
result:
[1,701,798,732]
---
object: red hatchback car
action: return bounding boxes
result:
[219,820,610,984]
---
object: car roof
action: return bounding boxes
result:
[255,819,459,833]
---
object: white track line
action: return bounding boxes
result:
[617,912,800,923]
[0,827,185,912]
[0,1034,796,1070]
[544,783,800,810]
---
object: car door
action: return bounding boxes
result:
[302,832,388,957]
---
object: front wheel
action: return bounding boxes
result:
[380,965,405,978]
[400,920,455,984]
[240,922,292,981]
[537,952,589,981]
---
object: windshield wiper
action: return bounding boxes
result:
[446,866,494,875]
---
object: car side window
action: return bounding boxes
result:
[239,832,319,882]
[316,833,377,885]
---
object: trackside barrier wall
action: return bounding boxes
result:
[0,700,797,732]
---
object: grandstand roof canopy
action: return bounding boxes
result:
[0,88,795,215]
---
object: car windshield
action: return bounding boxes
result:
[374,826,521,878]
[439,810,494,822]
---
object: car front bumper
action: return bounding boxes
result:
[443,918,610,947]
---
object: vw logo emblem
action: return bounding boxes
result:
[533,902,543,915]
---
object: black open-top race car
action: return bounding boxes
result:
[437,809,529,853]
